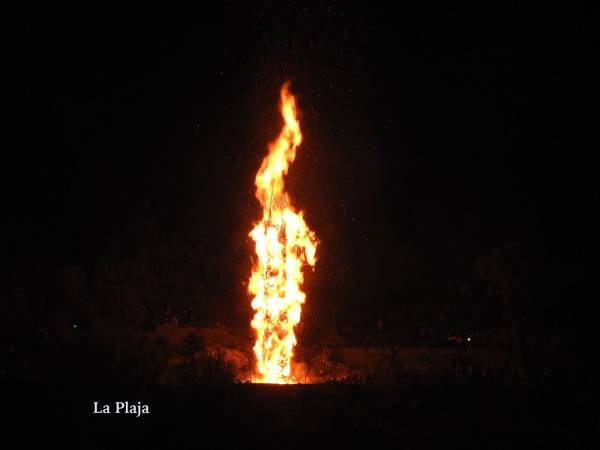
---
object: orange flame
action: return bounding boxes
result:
[248,82,318,384]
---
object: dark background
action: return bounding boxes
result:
[5,0,590,390]
[3,2,593,448]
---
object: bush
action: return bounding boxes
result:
[176,332,235,385]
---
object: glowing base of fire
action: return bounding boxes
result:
[249,378,321,385]
[250,373,297,384]
[249,365,323,384]
[250,378,293,385]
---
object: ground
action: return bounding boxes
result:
[4,381,593,449]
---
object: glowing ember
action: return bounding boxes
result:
[248,82,318,384]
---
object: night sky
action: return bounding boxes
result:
[7,2,588,338]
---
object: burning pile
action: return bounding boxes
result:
[248,82,318,384]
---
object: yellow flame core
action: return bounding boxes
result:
[248,82,318,384]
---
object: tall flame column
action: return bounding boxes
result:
[248,82,318,384]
